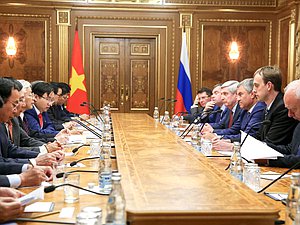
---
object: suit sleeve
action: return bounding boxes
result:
[0,175,10,187]
[25,112,58,136]
[19,127,45,146]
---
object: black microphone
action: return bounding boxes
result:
[72,119,102,139]
[240,120,271,147]
[180,109,222,138]
[82,101,104,123]
[158,97,166,116]
[75,115,103,133]
[69,156,100,167]
[56,170,98,178]
[44,183,108,195]
[224,120,271,171]
[72,144,90,154]
[258,161,300,193]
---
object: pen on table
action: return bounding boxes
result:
[31,210,60,219]
[219,135,224,140]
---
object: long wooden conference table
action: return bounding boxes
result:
[19,113,292,225]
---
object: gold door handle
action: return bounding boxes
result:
[125,85,129,102]
[120,84,124,105]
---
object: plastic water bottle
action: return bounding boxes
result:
[162,111,170,128]
[98,146,112,194]
[153,107,159,121]
[286,173,300,225]
[229,142,243,181]
[106,175,126,225]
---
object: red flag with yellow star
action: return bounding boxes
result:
[66,27,90,114]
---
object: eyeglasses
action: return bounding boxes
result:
[7,99,19,109]
[39,95,54,103]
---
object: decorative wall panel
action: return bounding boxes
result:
[198,21,271,89]
[131,60,149,109]
[100,59,120,108]
[278,16,290,86]
[0,15,50,81]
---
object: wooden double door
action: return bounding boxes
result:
[93,37,156,113]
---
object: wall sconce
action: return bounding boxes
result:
[229,41,239,60]
[6,36,17,56]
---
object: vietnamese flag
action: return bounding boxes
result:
[66,27,90,114]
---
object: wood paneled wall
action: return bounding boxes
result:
[0,0,297,110]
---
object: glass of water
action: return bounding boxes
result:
[64,173,80,203]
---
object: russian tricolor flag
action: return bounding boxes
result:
[174,31,193,114]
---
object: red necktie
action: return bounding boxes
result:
[228,110,233,128]
[38,113,43,128]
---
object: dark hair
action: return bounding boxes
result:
[4,77,23,91]
[254,66,282,92]
[0,77,17,102]
[0,96,3,108]
[197,87,212,97]
[50,82,60,95]
[58,82,71,95]
[32,82,53,97]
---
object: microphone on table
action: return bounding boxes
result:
[72,119,102,139]
[180,109,222,138]
[56,170,98,178]
[224,120,272,171]
[81,101,104,123]
[258,161,300,193]
[72,144,90,154]
[75,115,103,133]
[240,120,271,147]
[44,183,108,195]
[69,156,100,167]
[158,97,166,118]
[160,99,178,123]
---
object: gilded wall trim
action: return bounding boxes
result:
[277,15,290,68]
[165,0,276,7]
[196,18,272,90]
[77,15,175,109]
[0,12,52,81]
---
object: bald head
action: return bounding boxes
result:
[284,79,300,120]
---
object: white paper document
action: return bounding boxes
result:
[240,131,283,160]
[24,202,54,212]
[18,186,44,206]
[67,135,86,144]
[260,171,291,180]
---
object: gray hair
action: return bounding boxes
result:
[237,78,254,93]
[18,79,31,90]
[284,79,300,99]
[221,80,239,94]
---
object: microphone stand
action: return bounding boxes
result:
[158,97,166,118]
[72,119,102,139]
[56,170,98,178]
[70,156,100,167]
[45,183,108,195]
[179,109,222,138]
[82,102,104,123]
[75,116,103,133]
[258,161,300,193]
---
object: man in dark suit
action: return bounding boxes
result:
[24,82,60,141]
[9,80,63,153]
[203,80,241,131]
[48,82,74,131]
[0,78,53,188]
[213,78,266,142]
[183,87,212,123]
[253,66,298,145]
[265,79,300,167]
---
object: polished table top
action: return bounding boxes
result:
[112,113,280,225]
[18,113,293,225]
